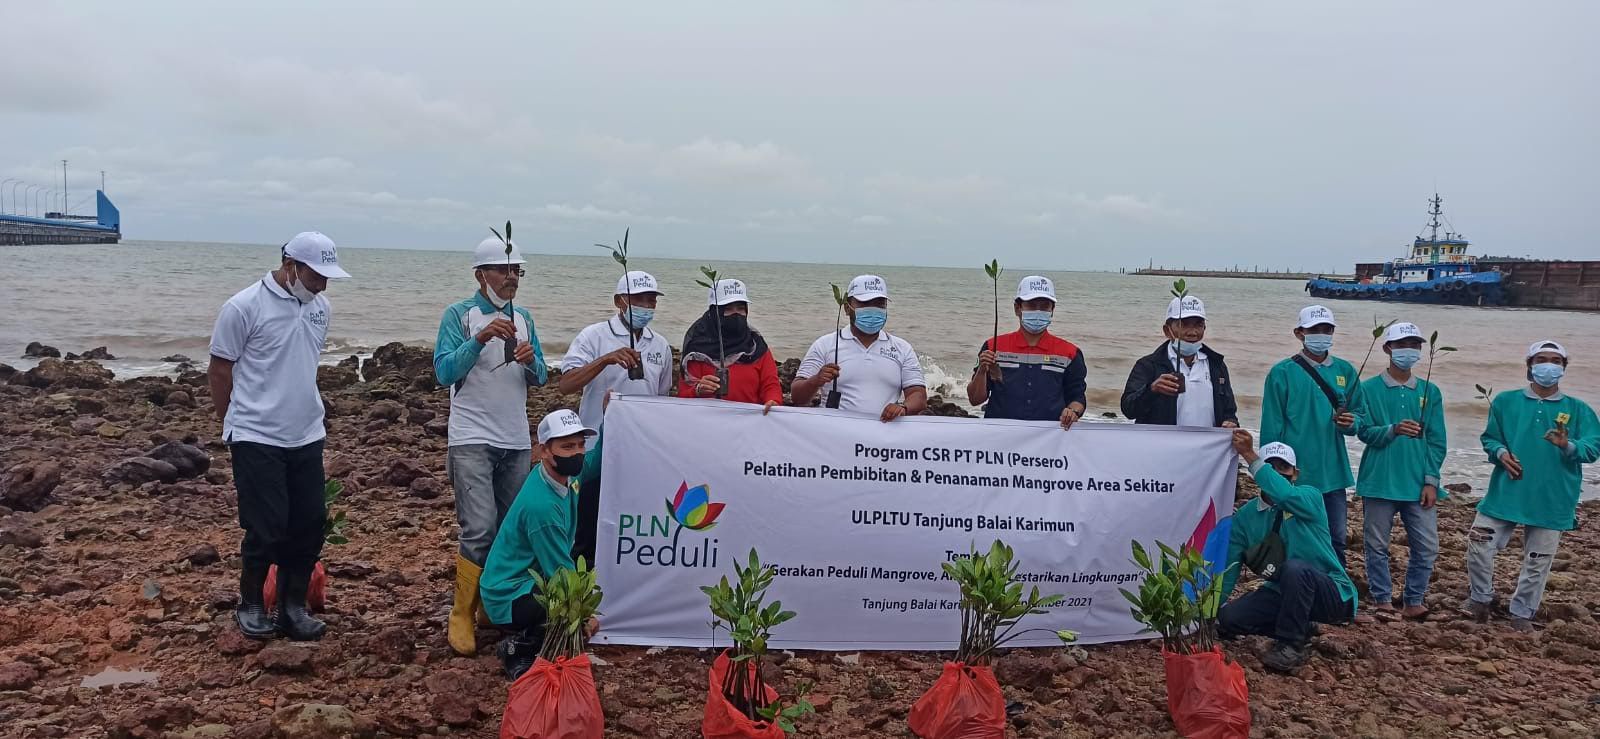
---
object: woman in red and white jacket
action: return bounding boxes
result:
[677,278,783,412]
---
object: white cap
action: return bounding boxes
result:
[1260,442,1297,467]
[1528,340,1568,360]
[1016,275,1057,303]
[537,409,597,444]
[283,231,351,279]
[1297,305,1336,329]
[616,270,663,296]
[473,236,526,268]
[708,279,749,306]
[1166,295,1207,321]
[1382,322,1424,344]
[847,274,889,302]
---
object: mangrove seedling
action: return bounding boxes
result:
[530,557,604,661]
[694,265,731,398]
[323,478,348,546]
[942,540,1075,665]
[1119,540,1233,655]
[595,228,646,380]
[1474,383,1494,404]
[825,282,845,408]
[1418,330,1456,426]
[1168,279,1191,393]
[983,260,1003,383]
[1346,316,1397,413]
[487,221,519,368]
[701,549,813,730]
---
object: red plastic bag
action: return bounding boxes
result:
[703,650,785,739]
[1163,648,1250,739]
[263,562,327,613]
[499,654,605,739]
[907,661,1005,739]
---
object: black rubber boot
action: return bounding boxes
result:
[496,634,539,681]
[275,566,327,641]
[235,565,278,640]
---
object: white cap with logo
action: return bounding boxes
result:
[1382,322,1424,344]
[1016,275,1056,302]
[537,409,597,445]
[708,279,750,306]
[473,236,526,268]
[1297,305,1336,329]
[1167,295,1207,320]
[616,270,663,296]
[1260,442,1297,467]
[1528,340,1568,359]
[283,231,351,279]
[847,275,889,301]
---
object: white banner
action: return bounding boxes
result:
[592,396,1239,650]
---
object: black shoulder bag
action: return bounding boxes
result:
[1242,509,1288,581]
[1291,354,1344,411]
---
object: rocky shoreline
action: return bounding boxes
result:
[2,344,1598,738]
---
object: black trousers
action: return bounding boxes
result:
[231,440,326,573]
[496,593,548,643]
[573,471,601,566]
[1218,559,1352,646]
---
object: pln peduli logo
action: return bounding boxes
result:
[666,481,725,531]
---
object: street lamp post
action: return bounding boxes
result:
[6,182,22,215]
[24,185,41,217]
[0,179,18,215]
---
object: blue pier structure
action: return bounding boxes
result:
[1307,194,1505,306]
[0,190,121,245]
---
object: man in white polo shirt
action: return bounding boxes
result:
[558,270,672,563]
[208,231,350,642]
[792,274,928,421]
[433,236,548,656]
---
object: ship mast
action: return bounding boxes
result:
[1427,193,1443,244]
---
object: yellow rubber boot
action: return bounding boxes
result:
[448,556,484,656]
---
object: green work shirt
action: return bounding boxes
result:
[479,437,603,625]
[1221,462,1358,617]
[1355,372,1448,502]
[1260,353,1363,494]
[1478,389,1600,531]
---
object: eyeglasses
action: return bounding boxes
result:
[480,265,526,277]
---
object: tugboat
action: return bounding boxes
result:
[1306,194,1505,306]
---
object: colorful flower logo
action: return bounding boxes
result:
[666,481,725,531]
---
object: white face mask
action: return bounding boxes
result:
[482,283,510,309]
[287,267,318,303]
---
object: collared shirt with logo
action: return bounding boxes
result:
[208,272,330,448]
[798,329,924,415]
[1478,388,1600,530]
[977,330,1087,422]
[1355,371,1446,501]
[1260,352,1363,494]
[479,439,601,625]
[433,291,548,450]
[561,315,673,447]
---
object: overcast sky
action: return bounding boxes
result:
[3,1,1595,270]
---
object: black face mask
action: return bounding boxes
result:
[720,313,749,336]
[551,452,586,477]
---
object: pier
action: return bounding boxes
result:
[0,190,120,246]
[1133,266,1353,281]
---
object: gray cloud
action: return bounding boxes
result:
[1,0,1594,267]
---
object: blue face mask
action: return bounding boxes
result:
[1531,362,1565,388]
[1021,310,1052,334]
[1303,334,1334,355]
[1390,348,1422,370]
[624,306,654,330]
[1175,339,1203,357]
[853,307,887,333]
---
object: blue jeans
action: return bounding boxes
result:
[1362,498,1439,607]
[1323,489,1348,566]
[1218,559,1353,646]
[447,444,532,565]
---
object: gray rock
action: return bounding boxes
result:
[23,341,61,358]
[271,703,374,739]
[1,461,62,512]
[101,457,180,486]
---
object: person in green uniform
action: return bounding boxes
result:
[480,409,603,679]
[1466,340,1600,632]
[1219,431,1358,673]
[1355,321,1446,620]
[1260,305,1362,566]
